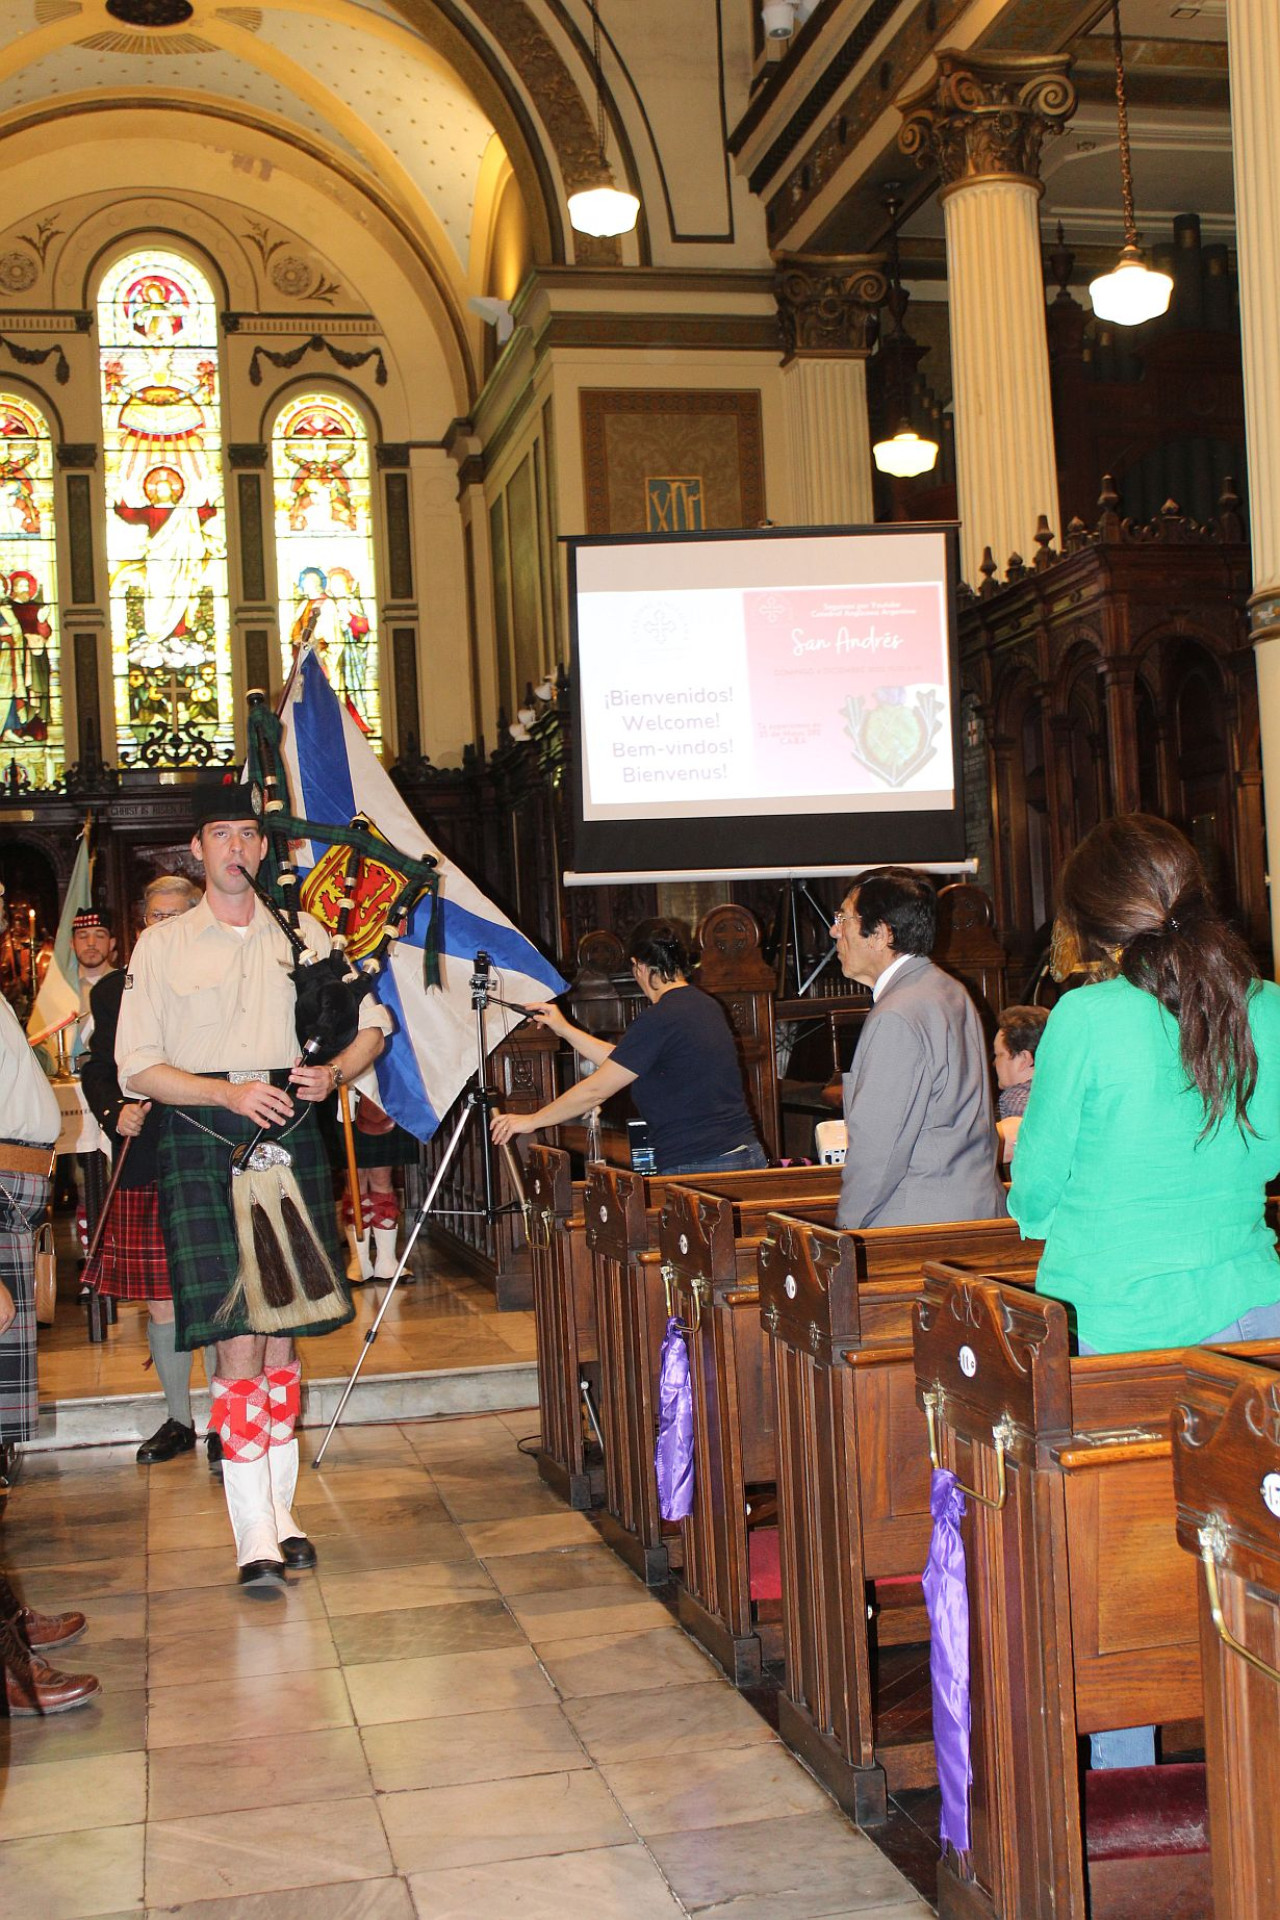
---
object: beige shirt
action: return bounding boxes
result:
[0,993,60,1145]
[115,894,389,1092]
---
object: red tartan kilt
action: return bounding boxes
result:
[84,1185,172,1302]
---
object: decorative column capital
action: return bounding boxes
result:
[898,51,1076,197]
[773,254,888,362]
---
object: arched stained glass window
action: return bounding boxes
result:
[272,392,381,749]
[97,250,233,760]
[0,393,62,785]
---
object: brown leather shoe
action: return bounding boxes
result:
[19,1605,87,1652]
[5,1651,101,1716]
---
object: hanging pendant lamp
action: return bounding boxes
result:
[1088,0,1171,326]
[873,188,938,479]
[567,0,640,238]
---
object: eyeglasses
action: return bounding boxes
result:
[831,910,857,931]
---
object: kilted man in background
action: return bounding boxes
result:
[0,881,60,1485]
[115,786,388,1595]
[82,874,224,1470]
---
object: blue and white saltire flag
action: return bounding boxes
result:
[277,649,566,1142]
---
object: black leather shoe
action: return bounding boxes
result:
[238,1560,287,1598]
[206,1432,224,1479]
[280,1535,318,1570]
[136,1419,197,1464]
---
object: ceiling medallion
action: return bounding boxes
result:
[105,0,196,25]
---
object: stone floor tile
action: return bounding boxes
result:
[330,1597,523,1665]
[0,1749,147,1838]
[147,1665,354,1749]
[149,1617,339,1688]
[149,1725,372,1821]
[406,1843,684,1919]
[361,1702,589,1794]
[648,1808,932,1918]
[509,1583,672,1642]
[145,1794,393,1905]
[562,1680,779,1764]
[460,1511,599,1557]
[131,1882,415,1920]
[318,1560,495,1618]
[148,1577,328,1636]
[483,1544,647,1597]
[0,1684,146,1769]
[0,1822,145,1918]
[381,1767,633,1873]
[312,1521,477,1574]
[345,1643,554,1725]
[16,1555,148,1604]
[601,1741,834,1837]
[537,1624,718,1699]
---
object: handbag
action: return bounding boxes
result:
[33,1220,56,1326]
[354,1095,396,1137]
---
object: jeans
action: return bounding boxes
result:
[660,1141,769,1177]
[1081,1295,1280,1768]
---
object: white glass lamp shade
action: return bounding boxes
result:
[873,427,939,479]
[762,1,797,36]
[1088,245,1172,326]
[567,184,640,238]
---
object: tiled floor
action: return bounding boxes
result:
[0,1413,935,1919]
[38,1235,536,1404]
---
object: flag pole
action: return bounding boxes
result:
[338,1083,364,1238]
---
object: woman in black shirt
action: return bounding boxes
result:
[490,920,767,1175]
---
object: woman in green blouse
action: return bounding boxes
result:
[1011,815,1280,1354]
[1010,812,1280,1768]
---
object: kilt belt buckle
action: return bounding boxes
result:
[228,1070,270,1085]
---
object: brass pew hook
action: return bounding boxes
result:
[1198,1517,1280,1686]
[661,1261,705,1333]
[923,1387,1015,1511]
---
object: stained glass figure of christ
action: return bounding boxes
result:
[0,393,62,785]
[98,249,233,759]
[272,391,382,750]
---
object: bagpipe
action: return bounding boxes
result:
[213,691,442,1336]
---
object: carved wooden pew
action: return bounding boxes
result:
[588,1164,843,1586]
[913,1264,1275,1920]
[758,1214,1039,1825]
[1173,1346,1280,1920]
[660,1174,848,1684]
[526,1145,600,1510]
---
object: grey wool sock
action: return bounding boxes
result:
[147,1317,193,1428]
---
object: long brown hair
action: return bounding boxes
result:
[1057,814,1260,1133]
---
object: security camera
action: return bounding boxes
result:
[762,1,797,38]
[467,296,514,344]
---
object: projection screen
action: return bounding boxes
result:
[567,524,966,881]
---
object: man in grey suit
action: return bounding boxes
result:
[832,867,1006,1230]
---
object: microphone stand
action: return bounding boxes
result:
[312,949,530,1466]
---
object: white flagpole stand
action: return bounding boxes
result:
[311,950,529,1469]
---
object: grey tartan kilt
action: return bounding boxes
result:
[156,1102,351,1353]
[0,1168,49,1444]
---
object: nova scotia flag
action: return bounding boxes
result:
[278,650,567,1141]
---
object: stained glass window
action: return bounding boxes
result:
[272,391,381,748]
[97,250,234,760]
[0,393,62,786]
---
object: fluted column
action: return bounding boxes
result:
[899,53,1076,587]
[774,255,887,525]
[1226,0,1280,964]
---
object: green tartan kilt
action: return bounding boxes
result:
[156,1100,353,1352]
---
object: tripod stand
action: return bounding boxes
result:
[313,949,530,1467]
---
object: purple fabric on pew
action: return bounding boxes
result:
[923,1467,972,1854]
[655,1315,695,1521]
